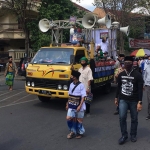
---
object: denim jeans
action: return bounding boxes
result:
[119,100,138,137]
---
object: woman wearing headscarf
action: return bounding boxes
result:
[4,56,17,90]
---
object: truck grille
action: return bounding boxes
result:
[26,77,70,90]
[32,78,57,89]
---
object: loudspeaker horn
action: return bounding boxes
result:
[39,18,53,32]
[97,14,111,29]
[82,13,98,29]
[120,26,130,36]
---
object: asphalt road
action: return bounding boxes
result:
[0,77,150,150]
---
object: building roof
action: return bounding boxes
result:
[72,2,91,12]
[93,7,145,20]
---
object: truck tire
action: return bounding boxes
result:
[104,83,111,94]
[38,96,50,102]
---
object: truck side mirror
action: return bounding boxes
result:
[70,55,75,64]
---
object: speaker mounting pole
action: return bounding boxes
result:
[39,18,82,44]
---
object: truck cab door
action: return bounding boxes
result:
[73,49,86,71]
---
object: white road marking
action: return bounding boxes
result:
[0,89,25,94]
[0,91,25,102]
[12,94,31,103]
[0,99,38,109]
[0,91,11,96]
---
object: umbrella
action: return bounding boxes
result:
[130,49,150,57]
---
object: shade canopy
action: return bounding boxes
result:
[130,49,150,57]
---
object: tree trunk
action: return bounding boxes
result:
[119,32,124,54]
[25,27,29,59]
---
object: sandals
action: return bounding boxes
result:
[76,134,83,139]
[67,132,83,139]
[67,132,76,139]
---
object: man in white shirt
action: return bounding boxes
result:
[100,37,109,53]
[78,57,93,116]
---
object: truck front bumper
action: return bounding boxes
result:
[25,86,69,99]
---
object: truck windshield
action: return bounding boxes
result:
[31,48,74,65]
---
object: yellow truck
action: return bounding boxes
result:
[25,43,115,102]
[25,15,117,102]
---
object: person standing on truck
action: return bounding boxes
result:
[79,57,93,117]
[70,26,84,47]
[115,56,143,145]
[66,70,86,139]
[4,56,18,91]
[95,45,102,54]
[100,37,109,53]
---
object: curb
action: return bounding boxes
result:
[15,78,26,81]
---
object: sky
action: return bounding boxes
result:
[72,0,96,11]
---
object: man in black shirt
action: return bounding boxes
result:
[115,56,143,145]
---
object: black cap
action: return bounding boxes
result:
[103,51,108,54]
[71,70,81,79]
[119,54,125,57]
[8,56,12,59]
[124,56,134,62]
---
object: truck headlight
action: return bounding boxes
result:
[58,85,62,90]
[27,81,30,86]
[31,82,35,87]
[63,85,68,90]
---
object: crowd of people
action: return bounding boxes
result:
[66,50,150,146]
[4,46,150,145]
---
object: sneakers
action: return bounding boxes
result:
[118,136,128,145]
[131,135,137,142]
[146,116,150,120]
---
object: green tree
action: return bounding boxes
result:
[75,0,148,53]
[1,0,38,57]
[28,0,85,51]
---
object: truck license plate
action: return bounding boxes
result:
[39,90,51,95]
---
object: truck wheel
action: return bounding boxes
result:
[38,96,50,102]
[104,83,111,94]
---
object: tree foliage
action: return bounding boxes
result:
[28,0,86,51]
[75,0,148,53]
[1,0,38,56]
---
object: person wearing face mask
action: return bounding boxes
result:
[115,56,144,145]
[78,57,93,117]
[4,56,18,90]
[66,70,86,139]
[143,55,150,120]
